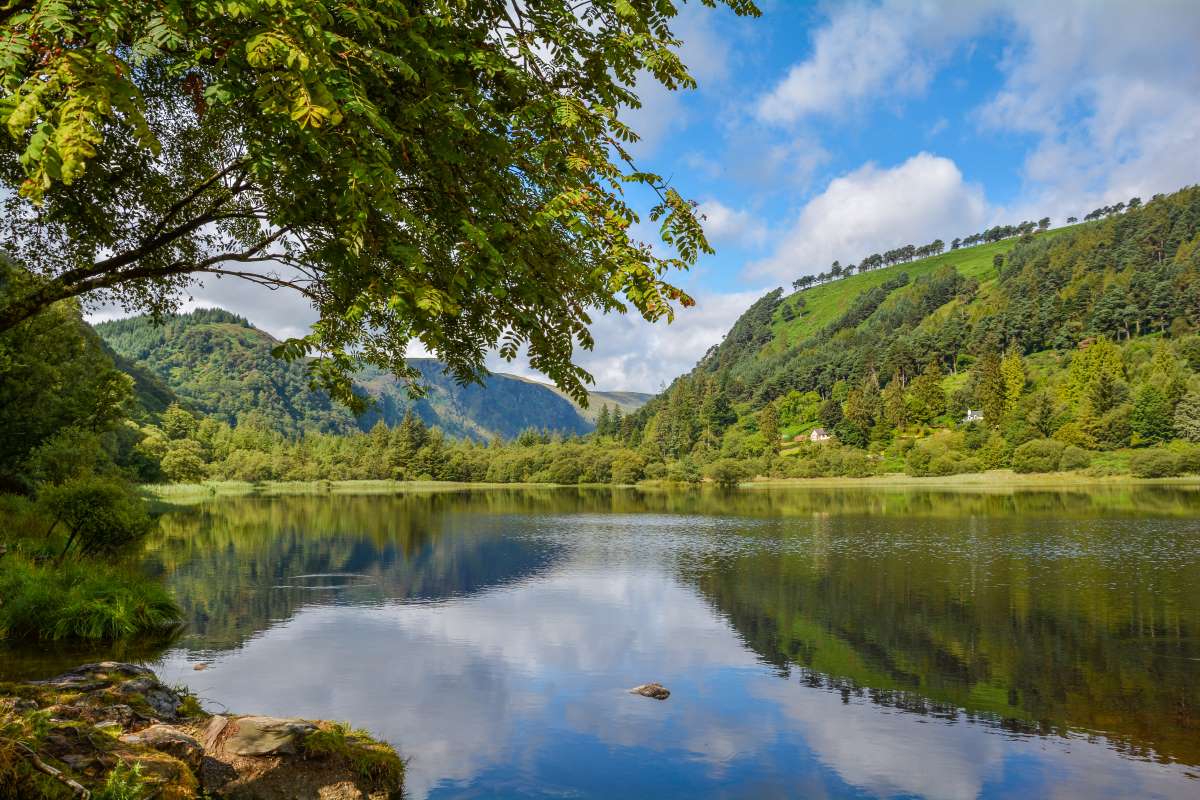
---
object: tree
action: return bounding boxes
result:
[1027,392,1057,437]
[706,458,748,489]
[758,402,781,455]
[1037,217,1051,231]
[973,353,1007,427]
[0,0,760,405]
[1131,384,1174,444]
[1067,216,1078,224]
[909,362,946,422]
[38,476,155,560]
[0,276,134,488]
[819,397,844,429]
[161,439,207,483]
[595,405,612,438]
[1174,391,1200,443]
[882,376,910,428]
[1000,348,1025,413]
[161,403,199,441]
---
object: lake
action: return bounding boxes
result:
[5,486,1200,798]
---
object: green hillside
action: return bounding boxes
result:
[94,310,614,441]
[623,186,1200,479]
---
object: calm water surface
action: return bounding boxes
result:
[7,486,1200,798]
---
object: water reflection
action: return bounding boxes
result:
[4,486,1199,798]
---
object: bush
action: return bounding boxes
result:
[666,458,702,484]
[36,476,154,559]
[1129,449,1182,478]
[0,555,179,641]
[643,461,667,480]
[706,458,749,488]
[1012,439,1066,473]
[1174,445,1200,475]
[609,451,646,485]
[1059,446,1092,471]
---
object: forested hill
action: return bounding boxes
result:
[94,309,641,441]
[623,186,1200,476]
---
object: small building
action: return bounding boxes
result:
[963,409,984,424]
[809,427,832,443]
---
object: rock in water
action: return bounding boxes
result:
[629,683,670,700]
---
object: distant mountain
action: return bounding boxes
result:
[505,374,653,423]
[95,309,650,440]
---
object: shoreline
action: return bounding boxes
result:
[0,662,404,798]
[142,471,1200,503]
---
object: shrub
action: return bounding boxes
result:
[706,458,749,488]
[36,476,154,560]
[609,451,646,485]
[1129,449,1182,478]
[1174,445,1200,475]
[1059,446,1092,471]
[1012,439,1066,473]
[666,458,702,484]
[1052,421,1096,449]
[0,555,180,641]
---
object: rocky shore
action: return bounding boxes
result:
[0,662,404,799]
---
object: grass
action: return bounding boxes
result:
[745,469,1200,489]
[767,225,1083,351]
[304,721,405,791]
[0,554,180,641]
[142,478,582,503]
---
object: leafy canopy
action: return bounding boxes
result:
[0,0,759,404]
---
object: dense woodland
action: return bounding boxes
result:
[620,185,1200,481]
[5,189,1200,502]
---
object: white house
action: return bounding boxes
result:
[964,409,984,424]
[809,427,832,443]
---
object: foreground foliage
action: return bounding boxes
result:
[0,554,178,641]
[0,0,758,405]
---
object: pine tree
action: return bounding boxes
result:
[909,362,947,422]
[758,402,781,455]
[882,376,909,428]
[973,353,1007,427]
[1000,348,1025,412]
[1131,384,1174,443]
[595,404,612,437]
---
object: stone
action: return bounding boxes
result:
[203,714,231,750]
[223,716,317,757]
[629,683,670,700]
[114,676,183,719]
[121,724,205,771]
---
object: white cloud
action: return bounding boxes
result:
[697,200,767,248]
[979,0,1200,220]
[755,0,1200,223]
[490,288,765,393]
[755,2,983,124]
[750,152,987,281]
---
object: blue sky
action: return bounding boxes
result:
[112,0,1200,393]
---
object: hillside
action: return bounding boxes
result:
[626,186,1200,478]
[95,310,646,441]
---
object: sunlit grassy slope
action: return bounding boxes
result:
[764,227,1082,353]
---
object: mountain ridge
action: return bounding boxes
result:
[94,310,650,441]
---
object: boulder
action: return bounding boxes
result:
[629,683,670,700]
[222,715,317,757]
[121,724,205,771]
